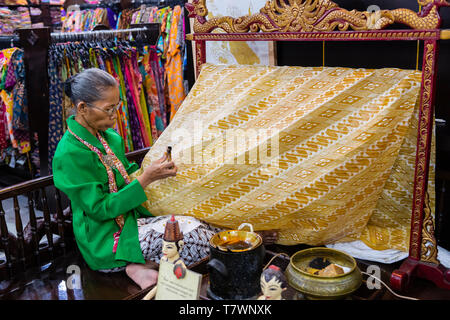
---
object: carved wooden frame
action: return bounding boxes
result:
[185,0,450,291]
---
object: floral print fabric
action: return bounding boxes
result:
[0,48,30,155]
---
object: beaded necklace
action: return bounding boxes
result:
[68,127,131,253]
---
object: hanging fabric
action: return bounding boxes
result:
[0,46,32,176]
[48,44,64,167]
[46,34,171,171]
[117,4,187,121]
[165,5,185,121]
[0,47,30,155]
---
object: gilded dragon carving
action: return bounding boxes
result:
[186,0,450,33]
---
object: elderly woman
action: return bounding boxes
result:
[53,68,277,290]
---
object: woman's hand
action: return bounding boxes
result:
[137,155,177,188]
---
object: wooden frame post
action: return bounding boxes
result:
[18,27,51,177]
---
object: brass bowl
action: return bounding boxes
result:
[285,247,362,300]
[210,229,262,253]
[210,223,262,253]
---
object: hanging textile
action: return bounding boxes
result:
[0,47,31,174]
[10,49,30,153]
[136,63,434,254]
[117,4,187,120]
[48,44,64,167]
[0,47,30,155]
[47,37,170,171]
[165,5,185,121]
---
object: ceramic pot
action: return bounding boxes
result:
[207,223,265,300]
[285,247,362,300]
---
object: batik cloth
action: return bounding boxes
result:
[10,49,30,153]
[0,48,17,150]
[48,49,64,168]
[0,100,7,150]
[137,63,434,253]
[0,90,16,149]
[165,5,185,121]
[0,48,29,153]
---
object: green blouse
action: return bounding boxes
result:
[53,115,153,270]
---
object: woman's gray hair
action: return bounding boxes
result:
[64,68,118,107]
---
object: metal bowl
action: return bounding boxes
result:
[209,223,262,253]
[285,247,362,300]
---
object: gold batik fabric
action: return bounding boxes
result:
[135,63,433,252]
[347,104,436,251]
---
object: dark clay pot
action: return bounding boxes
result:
[207,228,265,300]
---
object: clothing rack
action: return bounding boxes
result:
[17,25,160,177]
[72,0,186,11]
[0,35,20,49]
[50,25,156,42]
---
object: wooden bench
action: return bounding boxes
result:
[0,147,160,300]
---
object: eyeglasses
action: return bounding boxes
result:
[88,101,122,117]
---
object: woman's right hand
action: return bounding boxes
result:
[137,155,177,188]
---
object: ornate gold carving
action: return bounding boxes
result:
[259,0,371,32]
[185,0,450,34]
[189,30,439,41]
[421,192,440,264]
[410,41,435,260]
[186,0,276,33]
